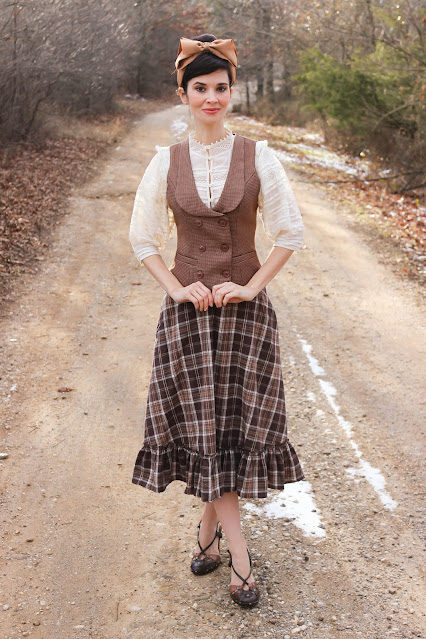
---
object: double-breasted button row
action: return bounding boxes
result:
[199,244,229,252]
[195,218,227,227]
[222,270,230,278]
[197,270,204,278]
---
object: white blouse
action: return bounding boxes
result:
[129,128,304,263]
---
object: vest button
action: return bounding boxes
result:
[218,218,228,227]
[197,270,204,278]
[199,244,206,252]
[222,270,230,278]
[221,243,229,251]
[195,219,203,226]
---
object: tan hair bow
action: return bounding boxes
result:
[174,37,237,87]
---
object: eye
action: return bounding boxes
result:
[195,86,205,92]
[217,87,227,92]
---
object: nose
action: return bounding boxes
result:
[205,90,219,104]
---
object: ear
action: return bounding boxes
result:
[177,87,187,105]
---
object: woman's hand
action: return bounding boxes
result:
[212,282,259,307]
[169,280,214,311]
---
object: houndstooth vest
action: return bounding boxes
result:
[166,134,262,290]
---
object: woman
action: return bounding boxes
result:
[129,33,305,608]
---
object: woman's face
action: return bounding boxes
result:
[179,69,233,124]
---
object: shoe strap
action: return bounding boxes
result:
[197,522,222,556]
[229,549,253,589]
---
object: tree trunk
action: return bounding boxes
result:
[263,6,274,99]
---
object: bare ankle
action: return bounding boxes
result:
[228,535,247,556]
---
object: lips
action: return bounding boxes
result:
[203,108,220,113]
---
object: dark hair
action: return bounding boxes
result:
[181,33,233,93]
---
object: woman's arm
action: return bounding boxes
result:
[212,246,293,307]
[246,246,294,294]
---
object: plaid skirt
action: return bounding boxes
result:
[132,287,304,502]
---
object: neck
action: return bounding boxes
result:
[192,122,228,145]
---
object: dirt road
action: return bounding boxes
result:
[1,105,425,639]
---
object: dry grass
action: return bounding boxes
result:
[37,95,171,144]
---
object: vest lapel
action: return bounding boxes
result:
[174,134,246,217]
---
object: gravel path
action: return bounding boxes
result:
[1,105,425,639]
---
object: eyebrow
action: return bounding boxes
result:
[192,81,229,86]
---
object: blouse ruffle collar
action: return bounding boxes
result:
[188,127,234,155]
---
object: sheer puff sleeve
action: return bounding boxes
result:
[255,140,304,252]
[129,145,174,263]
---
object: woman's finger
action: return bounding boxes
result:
[214,288,230,307]
[194,285,210,311]
[191,287,209,311]
[187,288,205,309]
[197,284,214,307]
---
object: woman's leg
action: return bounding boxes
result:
[193,501,220,558]
[195,491,255,589]
[212,491,256,589]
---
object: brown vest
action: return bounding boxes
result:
[167,134,262,290]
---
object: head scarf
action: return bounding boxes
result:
[173,37,237,87]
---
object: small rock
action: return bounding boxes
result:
[192,603,198,609]
[0,452,9,460]
[331,615,337,621]
[388,588,397,594]
[33,620,40,626]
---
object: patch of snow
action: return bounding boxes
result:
[298,338,326,377]
[295,332,397,511]
[170,118,188,135]
[274,143,371,178]
[4,383,17,403]
[244,481,326,538]
[346,460,397,511]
